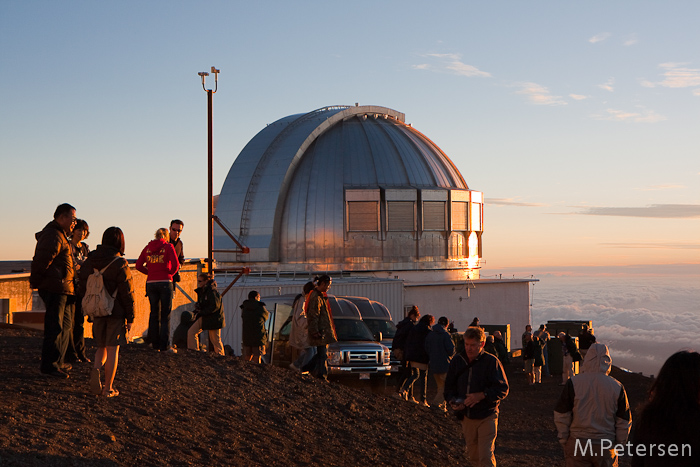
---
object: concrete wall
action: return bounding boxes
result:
[2,266,534,354]
[404,279,532,351]
[0,260,204,341]
[0,274,34,313]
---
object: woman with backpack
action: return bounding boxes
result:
[78,227,135,397]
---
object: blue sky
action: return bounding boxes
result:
[1,1,699,271]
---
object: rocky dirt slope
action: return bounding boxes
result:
[0,325,651,466]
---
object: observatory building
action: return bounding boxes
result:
[215,105,533,347]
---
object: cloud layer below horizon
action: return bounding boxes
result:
[531,274,699,376]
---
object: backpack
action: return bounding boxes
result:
[82,257,120,318]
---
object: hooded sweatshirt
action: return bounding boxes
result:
[554,343,632,444]
[135,239,179,283]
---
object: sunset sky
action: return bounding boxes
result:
[2,1,698,273]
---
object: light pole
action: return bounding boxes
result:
[198,66,219,271]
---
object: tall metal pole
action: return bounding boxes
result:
[199,67,219,272]
[207,88,213,271]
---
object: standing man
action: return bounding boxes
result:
[554,343,632,466]
[533,324,550,377]
[578,324,596,360]
[445,326,509,467]
[521,324,532,371]
[393,305,420,396]
[559,332,583,385]
[30,203,77,378]
[424,316,455,411]
[169,220,185,290]
[240,290,269,363]
[521,324,532,349]
[492,330,510,366]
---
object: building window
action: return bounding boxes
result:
[471,202,482,231]
[451,201,468,231]
[387,201,414,231]
[423,201,446,230]
[347,201,379,231]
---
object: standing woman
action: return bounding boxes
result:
[66,219,91,363]
[632,350,700,467]
[400,314,435,406]
[289,281,316,372]
[136,228,179,352]
[79,227,135,397]
[306,275,337,381]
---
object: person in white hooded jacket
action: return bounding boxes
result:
[553,343,632,467]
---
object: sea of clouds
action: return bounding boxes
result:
[530,273,699,377]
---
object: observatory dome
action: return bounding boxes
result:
[215,105,483,272]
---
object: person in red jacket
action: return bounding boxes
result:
[136,228,179,352]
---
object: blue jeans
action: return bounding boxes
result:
[39,290,73,373]
[146,282,173,351]
[312,345,328,379]
[294,346,317,370]
[401,363,428,402]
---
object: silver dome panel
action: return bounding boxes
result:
[215,105,478,270]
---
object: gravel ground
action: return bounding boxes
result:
[0,325,651,466]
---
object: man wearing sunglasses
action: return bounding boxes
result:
[169,220,185,290]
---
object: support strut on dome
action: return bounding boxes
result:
[211,215,250,296]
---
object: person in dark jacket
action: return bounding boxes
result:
[399,314,435,406]
[631,350,700,467]
[240,290,270,364]
[172,311,195,350]
[483,335,497,357]
[445,326,509,467]
[525,334,546,385]
[533,324,550,377]
[187,273,225,356]
[577,324,596,360]
[78,227,135,397]
[168,220,185,287]
[492,330,510,366]
[65,219,91,364]
[559,332,583,385]
[393,305,420,395]
[30,203,77,378]
[424,316,455,411]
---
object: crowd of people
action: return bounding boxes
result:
[29,204,699,465]
[30,203,192,395]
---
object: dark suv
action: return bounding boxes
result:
[342,296,399,371]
